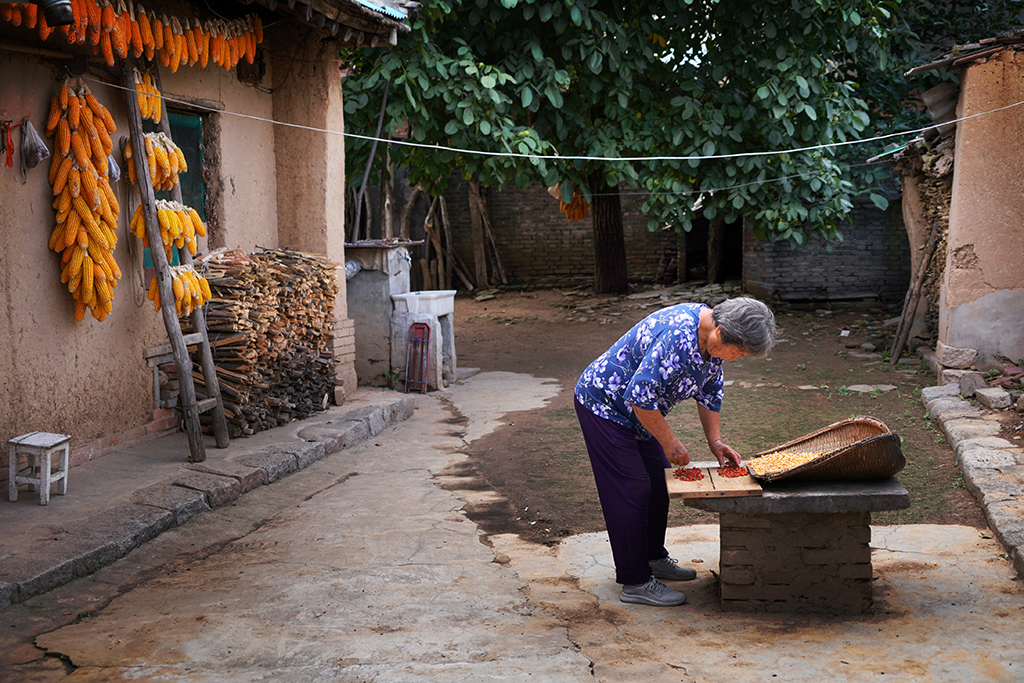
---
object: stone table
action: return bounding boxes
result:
[684,477,910,614]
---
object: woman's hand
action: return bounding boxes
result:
[665,438,691,466]
[709,439,742,467]
[630,405,690,466]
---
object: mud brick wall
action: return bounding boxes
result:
[743,195,910,303]
[444,178,673,285]
[719,511,873,614]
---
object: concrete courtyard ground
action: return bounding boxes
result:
[2,286,1023,681]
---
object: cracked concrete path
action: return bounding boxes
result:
[4,370,1024,682]
[492,524,1024,682]
[7,372,584,682]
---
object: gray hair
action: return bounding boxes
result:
[712,297,777,356]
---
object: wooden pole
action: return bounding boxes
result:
[151,66,230,449]
[120,58,206,462]
[480,201,508,285]
[890,220,941,365]
[422,197,446,290]
[354,81,389,240]
[439,196,454,290]
[467,181,488,287]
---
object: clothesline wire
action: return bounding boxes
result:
[84,73,1018,166]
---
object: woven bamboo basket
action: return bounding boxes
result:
[749,416,905,483]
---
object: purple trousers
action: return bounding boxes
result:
[574,397,671,585]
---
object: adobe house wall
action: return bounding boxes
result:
[944,49,1024,368]
[0,50,166,470]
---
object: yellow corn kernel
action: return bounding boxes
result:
[745,451,824,477]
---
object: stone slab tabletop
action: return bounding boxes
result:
[683,477,910,515]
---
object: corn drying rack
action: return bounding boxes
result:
[120,57,228,462]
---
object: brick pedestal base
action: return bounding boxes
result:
[719,511,873,614]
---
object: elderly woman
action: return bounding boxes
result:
[574,296,776,607]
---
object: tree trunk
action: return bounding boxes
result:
[398,185,423,239]
[707,219,723,284]
[588,172,628,294]
[467,181,488,288]
[439,197,454,289]
[382,154,395,239]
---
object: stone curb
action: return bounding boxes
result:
[0,395,413,611]
[921,383,1024,577]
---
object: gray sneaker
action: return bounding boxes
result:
[620,577,687,606]
[649,556,697,581]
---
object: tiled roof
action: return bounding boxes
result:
[905,31,1024,76]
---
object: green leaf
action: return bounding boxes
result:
[560,180,575,204]
[531,43,543,62]
[521,87,533,108]
[480,120,491,135]
[444,120,459,135]
[481,74,496,89]
[869,193,889,210]
[544,85,563,108]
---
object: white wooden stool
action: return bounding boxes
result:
[8,432,71,505]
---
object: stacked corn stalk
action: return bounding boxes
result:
[185,249,276,436]
[258,247,339,425]
[182,248,337,437]
[0,1,263,72]
[45,78,121,322]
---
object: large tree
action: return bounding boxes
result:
[341,0,909,293]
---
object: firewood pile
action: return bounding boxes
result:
[173,247,339,437]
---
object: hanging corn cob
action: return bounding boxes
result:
[147,264,212,316]
[560,190,589,221]
[121,131,185,191]
[2,2,264,72]
[132,68,162,123]
[44,77,121,322]
[128,198,205,259]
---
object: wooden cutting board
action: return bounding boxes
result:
[665,461,763,498]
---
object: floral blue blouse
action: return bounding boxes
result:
[575,303,724,440]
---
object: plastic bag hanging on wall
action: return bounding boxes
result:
[20,118,50,182]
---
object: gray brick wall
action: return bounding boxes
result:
[441,179,910,303]
[743,195,910,303]
[444,178,670,285]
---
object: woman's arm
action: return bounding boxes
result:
[697,404,742,467]
[631,405,690,466]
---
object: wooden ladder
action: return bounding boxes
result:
[120,58,229,462]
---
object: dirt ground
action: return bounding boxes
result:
[447,284,1007,546]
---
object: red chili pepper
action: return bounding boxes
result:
[717,465,749,478]
[674,467,705,482]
